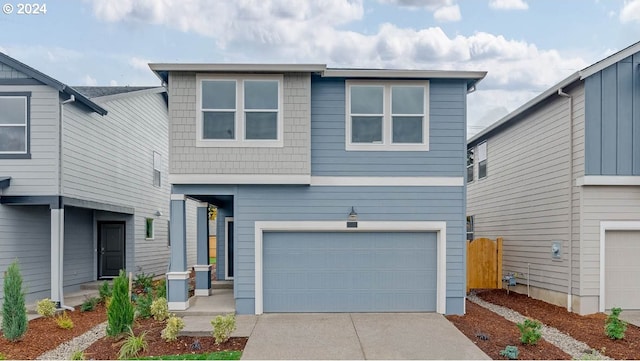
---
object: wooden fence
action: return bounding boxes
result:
[467,237,503,293]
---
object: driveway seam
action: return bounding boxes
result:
[349,313,367,360]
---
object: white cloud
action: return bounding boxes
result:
[620,0,640,23]
[379,0,454,10]
[489,0,528,10]
[110,80,118,86]
[129,56,152,71]
[433,4,461,22]
[83,74,98,86]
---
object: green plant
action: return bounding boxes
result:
[150,297,169,321]
[56,311,74,329]
[1,260,28,341]
[0,352,6,360]
[499,345,519,359]
[70,350,85,360]
[604,307,627,340]
[135,293,153,319]
[154,278,167,299]
[81,297,100,312]
[99,281,112,301]
[210,313,236,345]
[118,327,148,360]
[516,319,542,345]
[107,270,135,337]
[134,272,155,292]
[161,315,186,342]
[36,298,57,317]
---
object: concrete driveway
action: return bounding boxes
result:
[241,313,490,360]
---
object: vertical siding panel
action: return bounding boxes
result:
[616,60,633,175]
[584,74,602,174]
[633,53,640,175]
[601,66,617,175]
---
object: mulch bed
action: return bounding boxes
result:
[477,289,640,360]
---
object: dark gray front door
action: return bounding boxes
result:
[98,221,125,278]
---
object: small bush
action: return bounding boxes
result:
[80,297,100,312]
[605,307,627,340]
[516,319,542,345]
[70,350,85,360]
[99,281,112,301]
[150,297,169,321]
[56,311,74,329]
[161,315,186,342]
[118,327,148,360]
[211,313,236,345]
[106,270,135,337]
[499,345,519,360]
[154,278,167,299]
[2,260,28,341]
[36,298,57,317]
[135,293,153,319]
[0,352,6,360]
[134,272,155,292]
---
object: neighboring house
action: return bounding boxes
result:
[0,52,174,306]
[467,41,640,315]
[150,63,486,314]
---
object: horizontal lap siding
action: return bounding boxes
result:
[311,77,467,177]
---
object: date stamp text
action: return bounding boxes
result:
[3,3,47,15]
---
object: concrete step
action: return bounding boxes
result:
[80,280,112,290]
[179,315,256,338]
[26,289,100,314]
[212,280,233,289]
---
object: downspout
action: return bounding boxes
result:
[557,88,573,312]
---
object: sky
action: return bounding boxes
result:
[1,0,639,138]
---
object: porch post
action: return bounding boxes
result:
[194,202,212,296]
[50,206,64,308]
[167,194,189,310]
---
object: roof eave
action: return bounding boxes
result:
[579,41,640,80]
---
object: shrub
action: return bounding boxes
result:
[499,345,519,360]
[106,270,134,337]
[154,278,167,299]
[99,281,112,301]
[118,327,148,360]
[605,307,627,340]
[56,311,74,329]
[211,313,236,345]
[133,272,155,292]
[0,352,6,360]
[150,297,169,321]
[135,293,153,319]
[516,319,542,345]
[36,298,57,317]
[70,350,85,360]
[161,315,186,342]
[1,260,28,341]
[80,297,100,312]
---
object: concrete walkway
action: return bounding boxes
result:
[240,313,490,360]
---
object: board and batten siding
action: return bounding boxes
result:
[311,77,467,177]
[61,92,171,276]
[585,52,640,175]
[168,72,310,176]
[63,206,94,290]
[468,84,585,297]
[186,198,199,269]
[0,84,60,196]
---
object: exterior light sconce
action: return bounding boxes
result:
[155,209,163,217]
[347,207,358,228]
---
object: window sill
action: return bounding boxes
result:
[196,139,283,148]
[0,153,32,159]
[145,238,154,241]
[345,143,429,151]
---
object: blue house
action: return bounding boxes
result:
[150,63,486,315]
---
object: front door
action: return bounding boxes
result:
[98,221,125,278]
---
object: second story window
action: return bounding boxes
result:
[0,93,30,158]
[197,75,283,147]
[478,141,488,179]
[346,81,429,151]
[467,148,474,183]
[153,151,161,187]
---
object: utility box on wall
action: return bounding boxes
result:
[551,240,562,260]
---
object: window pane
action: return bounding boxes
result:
[467,165,474,183]
[352,116,382,143]
[203,112,235,139]
[0,126,26,152]
[479,160,487,179]
[392,116,423,143]
[0,97,26,125]
[478,142,487,161]
[351,86,383,114]
[245,81,278,110]
[392,86,424,114]
[245,112,277,140]
[202,80,236,109]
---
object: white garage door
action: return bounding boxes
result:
[605,230,640,310]
[263,231,437,312]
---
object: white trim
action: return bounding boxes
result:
[577,176,640,186]
[599,221,640,312]
[193,264,212,272]
[225,217,234,281]
[254,220,447,315]
[166,271,190,280]
[170,194,186,201]
[168,301,190,311]
[196,202,209,208]
[580,42,640,79]
[169,174,311,185]
[323,69,486,80]
[311,176,463,187]
[195,289,211,296]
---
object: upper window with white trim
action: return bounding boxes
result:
[196,74,283,147]
[0,93,30,158]
[478,141,487,179]
[346,81,429,151]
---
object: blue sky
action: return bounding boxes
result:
[1,0,639,137]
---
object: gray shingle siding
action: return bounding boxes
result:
[0,63,30,79]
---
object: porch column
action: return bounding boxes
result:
[194,202,212,296]
[50,206,64,308]
[167,194,189,310]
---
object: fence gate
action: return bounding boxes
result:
[466,237,503,293]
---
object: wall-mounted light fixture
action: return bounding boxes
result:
[155,209,163,217]
[347,206,358,228]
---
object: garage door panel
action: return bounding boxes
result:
[605,230,640,310]
[263,231,437,312]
